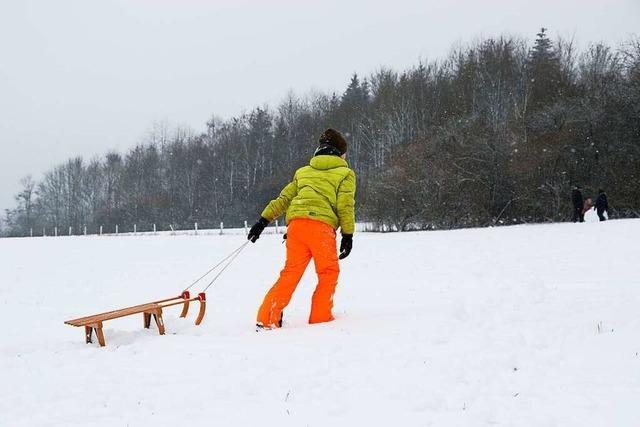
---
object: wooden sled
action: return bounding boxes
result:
[64,291,206,347]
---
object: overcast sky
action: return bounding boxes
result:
[1,0,638,214]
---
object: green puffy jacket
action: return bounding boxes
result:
[261,155,356,234]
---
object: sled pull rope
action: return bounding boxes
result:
[183,241,250,292]
[201,241,249,292]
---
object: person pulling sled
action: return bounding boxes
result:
[247,129,356,330]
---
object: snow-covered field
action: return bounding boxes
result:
[1,219,638,426]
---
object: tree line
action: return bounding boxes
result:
[3,29,639,236]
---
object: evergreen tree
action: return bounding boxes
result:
[527,28,563,110]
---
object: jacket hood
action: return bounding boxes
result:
[309,155,348,170]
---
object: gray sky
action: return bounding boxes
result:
[1,0,638,214]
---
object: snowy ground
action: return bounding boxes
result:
[1,218,639,426]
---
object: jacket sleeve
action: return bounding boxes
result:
[260,174,298,222]
[336,169,356,234]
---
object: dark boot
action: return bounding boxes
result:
[573,206,582,222]
[597,209,607,221]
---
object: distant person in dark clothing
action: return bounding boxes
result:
[594,189,609,221]
[571,186,584,223]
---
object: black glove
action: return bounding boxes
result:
[248,217,269,243]
[339,234,353,260]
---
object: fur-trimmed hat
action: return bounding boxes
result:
[318,128,347,155]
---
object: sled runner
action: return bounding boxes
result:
[64,291,206,347]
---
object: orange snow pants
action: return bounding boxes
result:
[256,218,340,327]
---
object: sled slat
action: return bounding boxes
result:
[65,303,158,326]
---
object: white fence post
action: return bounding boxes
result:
[153,224,157,235]
[134,224,137,235]
[116,224,119,235]
[169,224,175,235]
[244,220,248,235]
[30,228,33,237]
[43,228,46,237]
[194,222,198,235]
[84,226,87,236]
[219,222,224,235]
[275,220,279,234]
[54,226,58,237]
[100,225,103,236]
[69,226,72,236]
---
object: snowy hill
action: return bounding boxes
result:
[1,219,639,426]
